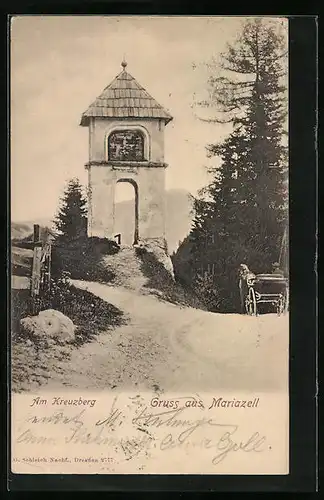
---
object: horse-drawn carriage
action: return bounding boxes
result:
[239,265,289,316]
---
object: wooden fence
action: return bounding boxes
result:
[30,224,52,314]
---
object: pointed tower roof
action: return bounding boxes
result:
[80,61,173,126]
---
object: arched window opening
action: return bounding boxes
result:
[108,130,145,161]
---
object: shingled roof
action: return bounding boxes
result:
[80,61,173,126]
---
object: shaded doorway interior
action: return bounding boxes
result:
[114,179,139,245]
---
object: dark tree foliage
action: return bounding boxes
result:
[173,18,288,312]
[54,178,88,242]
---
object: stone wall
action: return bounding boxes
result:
[87,117,168,245]
[87,165,166,242]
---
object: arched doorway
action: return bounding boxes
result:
[114,179,139,245]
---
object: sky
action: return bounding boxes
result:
[10,16,287,222]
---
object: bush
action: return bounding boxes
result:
[193,273,221,312]
[12,272,125,347]
[134,245,147,257]
[11,275,126,392]
[48,274,125,345]
[52,236,119,283]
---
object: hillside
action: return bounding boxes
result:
[97,244,204,309]
[11,189,194,252]
[11,246,33,277]
[11,221,56,279]
[11,218,56,241]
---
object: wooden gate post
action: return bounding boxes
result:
[30,225,42,314]
[30,224,53,314]
[33,224,40,243]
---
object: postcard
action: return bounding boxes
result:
[10,15,289,475]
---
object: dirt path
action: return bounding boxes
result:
[43,280,289,393]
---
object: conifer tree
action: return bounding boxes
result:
[174,18,288,312]
[54,178,87,241]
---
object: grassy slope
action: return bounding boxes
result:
[51,236,119,283]
[11,283,125,393]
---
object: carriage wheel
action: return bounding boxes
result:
[245,287,257,316]
[284,287,289,313]
[276,294,285,316]
[277,287,289,316]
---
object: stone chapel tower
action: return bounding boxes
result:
[80,61,173,250]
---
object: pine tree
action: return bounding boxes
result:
[174,18,288,312]
[54,178,88,242]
